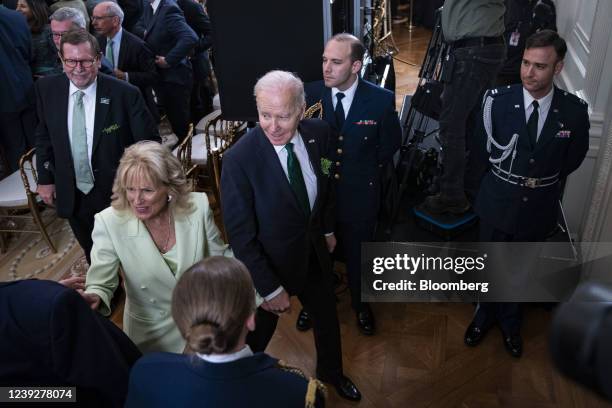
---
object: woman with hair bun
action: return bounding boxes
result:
[125,257,326,408]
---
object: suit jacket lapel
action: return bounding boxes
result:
[254,127,303,215]
[92,75,110,156]
[321,87,337,130]
[126,216,175,285]
[57,76,72,166]
[506,87,529,150]
[299,122,323,214]
[343,79,369,134]
[535,87,561,151]
[144,0,161,39]
[118,33,128,68]
[173,210,199,278]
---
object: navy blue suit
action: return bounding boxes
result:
[134,0,197,141]
[0,6,35,171]
[475,84,589,239]
[472,84,589,335]
[305,78,401,310]
[98,29,160,122]
[221,119,344,381]
[0,280,142,408]
[126,352,324,407]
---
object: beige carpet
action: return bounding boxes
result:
[0,209,88,282]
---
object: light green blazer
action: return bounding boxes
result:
[85,192,230,354]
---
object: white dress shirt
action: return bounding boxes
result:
[67,80,97,172]
[523,86,554,142]
[331,75,359,118]
[196,345,253,363]
[266,132,318,301]
[150,0,161,14]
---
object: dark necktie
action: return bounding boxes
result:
[527,100,539,149]
[285,142,310,217]
[335,92,345,130]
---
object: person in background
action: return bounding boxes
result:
[126,256,324,407]
[35,29,159,262]
[48,0,89,28]
[16,0,59,77]
[83,141,231,353]
[467,30,589,358]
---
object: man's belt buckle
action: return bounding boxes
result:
[524,177,539,188]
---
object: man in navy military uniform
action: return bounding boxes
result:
[465,30,589,358]
[301,33,401,336]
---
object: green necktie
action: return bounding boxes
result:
[285,142,310,217]
[71,91,94,194]
[106,39,114,69]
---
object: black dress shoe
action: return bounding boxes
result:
[503,333,523,358]
[321,375,361,401]
[295,309,312,331]
[464,322,489,347]
[357,309,375,335]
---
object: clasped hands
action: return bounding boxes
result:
[59,275,101,310]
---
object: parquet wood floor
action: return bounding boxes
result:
[263,25,612,408]
[104,22,611,408]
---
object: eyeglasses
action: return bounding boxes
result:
[91,15,115,21]
[51,31,68,39]
[61,58,98,68]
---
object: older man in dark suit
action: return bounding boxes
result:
[35,30,159,263]
[221,70,361,402]
[93,1,159,121]
[0,5,35,172]
[133,0,196,144]
[303,33,402,335]
[0,279,142,408]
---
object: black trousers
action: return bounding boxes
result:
[155,80,192,144]
[0,108,36,173]
[336,220,376,311]
[246,249,343,381]
[67,188,109,265]
[472,220,541,335]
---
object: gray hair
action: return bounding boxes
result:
[49,7,86,29]
[254,70,305,113]
[97,1,124,25]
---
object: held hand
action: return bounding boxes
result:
[155,55,169,68]
[80,292,101,310]
[263,290,291,315]
[37,184,56,206]
[59,275,86,291]
[325,233,337,253]
[113,68,126,80]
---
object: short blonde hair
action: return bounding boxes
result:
[254,70,305,113]
[172,257,256,354]
[111,141,193,214]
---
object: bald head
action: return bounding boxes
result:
[92,1,123,37]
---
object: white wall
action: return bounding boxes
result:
[553,0,612,240]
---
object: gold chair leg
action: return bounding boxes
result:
[29,196,57,253]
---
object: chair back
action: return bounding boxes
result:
[304,100,323,119]
[174,124,196,190]
[206,116,247,209]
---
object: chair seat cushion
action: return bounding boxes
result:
[0,166,37,207]
[191,134,226,165]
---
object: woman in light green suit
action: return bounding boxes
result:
[82,141,231,353]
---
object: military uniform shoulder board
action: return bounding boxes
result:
[561,90,588,107]
[276,360,327,407]
[487,85,513,98]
